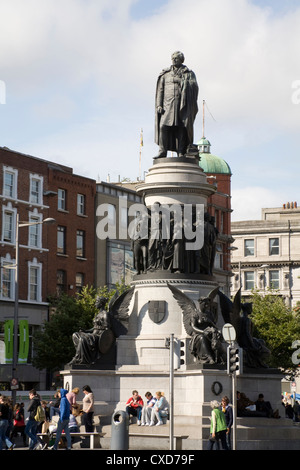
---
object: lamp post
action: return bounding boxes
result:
[11,214,55,405]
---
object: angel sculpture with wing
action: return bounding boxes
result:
[69,287,134,366]
[168,283,226,365]
[218,288,270,368]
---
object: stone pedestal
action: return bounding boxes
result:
[116,273,219,369]
[135,155,215,206]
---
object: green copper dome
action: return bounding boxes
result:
[199,153,232,174]
[197,136,231,175]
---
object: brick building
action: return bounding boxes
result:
[198,136,233,295]
[0,146,96,389]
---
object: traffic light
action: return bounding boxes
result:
[180,340,185,366]
[174,338,186,369]
[227,346,240,374]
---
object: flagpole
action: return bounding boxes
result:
[202,99,205,137]
[139,128,143,180]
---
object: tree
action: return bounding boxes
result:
[32,281,130,372]
[249,289,300,373]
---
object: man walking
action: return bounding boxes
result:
[25,389,45,450]
[50,388,72,450]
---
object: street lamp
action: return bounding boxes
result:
[11,215,55,404]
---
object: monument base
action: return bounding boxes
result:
[61,364,288,449]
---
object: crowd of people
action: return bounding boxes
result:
[0,384,94,450]
[208,392,281,450]
[125,390,169,426]
[1,384,291,451]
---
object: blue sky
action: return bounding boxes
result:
[1,0,300,221]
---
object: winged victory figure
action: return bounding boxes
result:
[69,287,134,366]
[168,283,226,365]
[218,288,270,368]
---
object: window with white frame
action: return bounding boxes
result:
[28,212,42,248]
[77,194,85,215]
[2,204,16,243]
[0,255,15,300]
[30,174,43,205]
[3,166,18,199]
[244,271,255,290]
[28,259,42,302]
[58,189,67,211]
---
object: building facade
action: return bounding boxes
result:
[230,203,300,307]
[198,136,233,296]
[95,181,142,289]
[0,146,96,389]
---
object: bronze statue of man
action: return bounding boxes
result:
[155,51,199,158]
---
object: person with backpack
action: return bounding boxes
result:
[49,388,72,450]
[25,389,46,450]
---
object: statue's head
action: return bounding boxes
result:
[95,296,106,309]
[241,302,252,315]
[171,51,185,66]
[199,296,211,310]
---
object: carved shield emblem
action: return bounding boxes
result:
[148,301,166,324]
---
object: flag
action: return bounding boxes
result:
[18,319,29,364]
[140,128,143,147]
[4,320,14,364]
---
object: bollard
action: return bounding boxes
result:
[110,410,129,450]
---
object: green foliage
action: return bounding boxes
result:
[32,280,130,372]
[249,289,300,373]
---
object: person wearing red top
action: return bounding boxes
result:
[10,403,26,446]
[126,390,144,425]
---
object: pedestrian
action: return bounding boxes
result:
[82,385,94,432]
[66,387,79,410]
[126,390,144,425]
[10,403,26,447]
[49,388,72,450]
[221,396,233,450]
[208,400,228,450]
[5,397,14,447]
[0,395,14,450]
[25,389,45,450]
[69,405,80,433]
[293,400,299,422]
[149,391,169,426]
[141,392,157,426]
[49,391,61,420]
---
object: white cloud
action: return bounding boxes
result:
[231,186,294,221]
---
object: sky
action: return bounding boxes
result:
[1,0,300,221]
